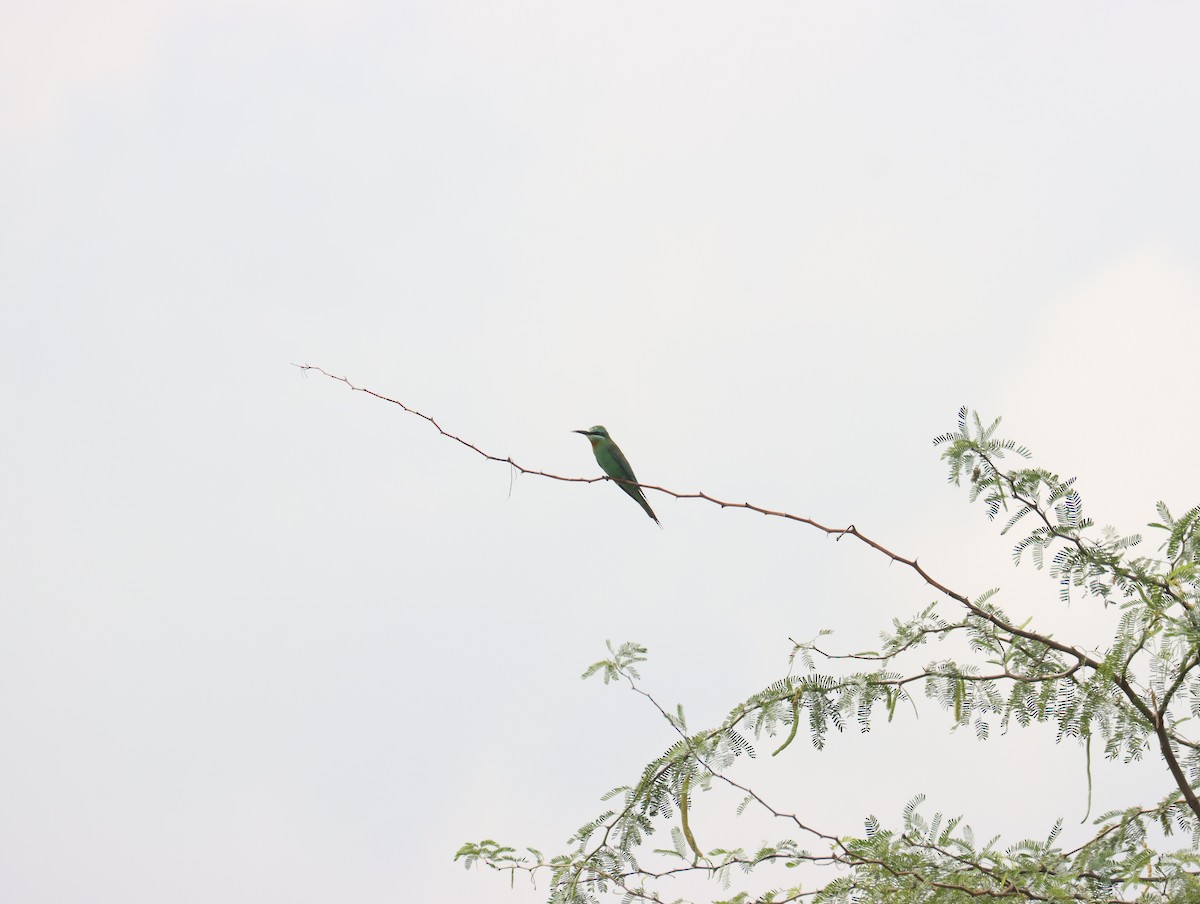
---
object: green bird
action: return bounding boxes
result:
[573,425,660,524]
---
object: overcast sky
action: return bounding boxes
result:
[3,3,1200,902]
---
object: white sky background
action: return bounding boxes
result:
[3,2,1200,901]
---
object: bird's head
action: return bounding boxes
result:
[573,425,609,446]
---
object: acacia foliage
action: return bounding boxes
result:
[457,409,1200,903]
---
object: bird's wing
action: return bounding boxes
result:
[606,441,659,524]
[606,443,639,484]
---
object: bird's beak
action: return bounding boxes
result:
[572,429,590,435]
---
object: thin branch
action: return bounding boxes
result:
[804,645,1087,685]
[293,367,1036,631]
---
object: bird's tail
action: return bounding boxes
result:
[615,478,662,526]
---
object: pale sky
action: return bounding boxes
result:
[3,3,1199,902]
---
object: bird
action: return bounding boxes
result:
[573,425,660,524]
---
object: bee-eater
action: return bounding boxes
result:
[573,425,660,524]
